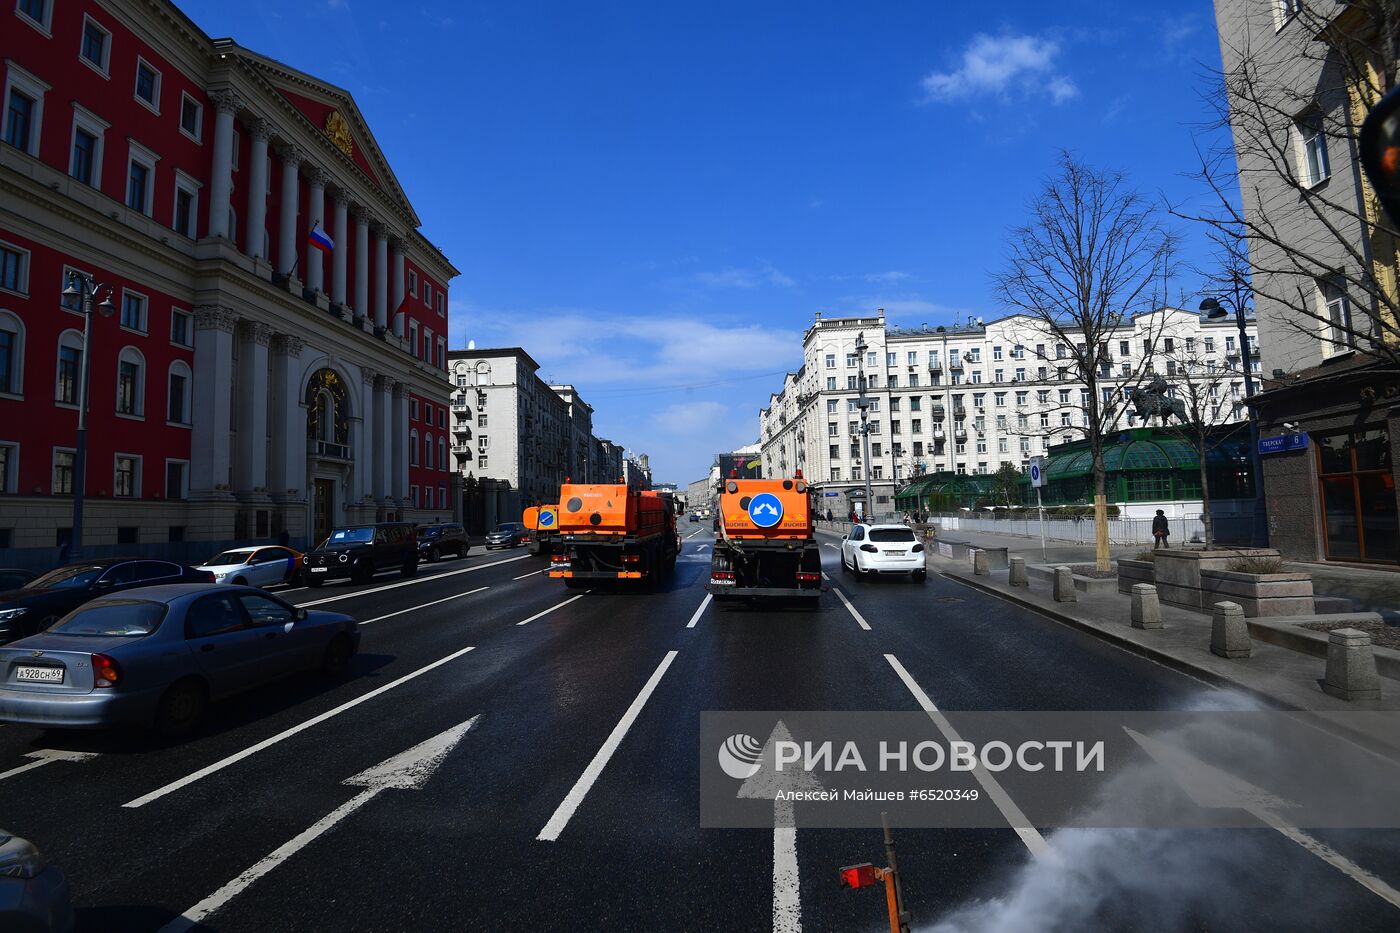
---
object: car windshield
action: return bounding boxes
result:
[420,527,442,537]
[49,600,167,636]
[27,565,106,589]
[328,528,374,544]
[869,528,917,543]
[495,524,518,533]
[206,551,253,566]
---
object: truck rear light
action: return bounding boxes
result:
[551,554,569,563]
[621,554,641,564]
[796,572,820,582]
[92,653,121,688]
[860,544,879,553]
[710,571,736,585]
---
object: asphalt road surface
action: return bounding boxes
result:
[3,527,1399,932]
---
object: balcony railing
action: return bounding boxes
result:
[308,439,351,460]
[452,444,471,454]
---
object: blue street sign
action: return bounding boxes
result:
[748,492,784,527]
[822,491,841,497]
[1258,433,1308,455]
[539,510,556,527]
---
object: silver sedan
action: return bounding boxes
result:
[0,585,359,736]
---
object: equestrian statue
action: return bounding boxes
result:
[1127,375,1188,424]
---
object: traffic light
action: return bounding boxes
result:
[1360,84,1400,226]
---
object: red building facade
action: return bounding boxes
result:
[1,0,458,560]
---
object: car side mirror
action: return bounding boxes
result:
[841,535,848,540]
[294,607,308,622]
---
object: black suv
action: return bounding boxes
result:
[304,523,418,586]
[418,523,469,562]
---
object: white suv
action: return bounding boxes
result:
[841,524,926,581]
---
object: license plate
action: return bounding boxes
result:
[310,567,329,573]
[884,550,906,556]
[15,665,64,684]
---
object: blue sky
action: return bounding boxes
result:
[182,0,1229,485]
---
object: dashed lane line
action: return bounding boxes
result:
[516,594,586,626]
[885,653,1053,859]
[358,587,489,626]
[293,554,530,607]
[122,644,478,809]
[513,570,546,580]
[831,587,872,631]
[685,594,713,629]
[537,651,679,842]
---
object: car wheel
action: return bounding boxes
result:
[429,547,440,563]
[840,552,851,574]
[320,635,354,679]
[155,679,207,738]
[231,577,246,587]
[914,570,927,583]
[458,545,467,558]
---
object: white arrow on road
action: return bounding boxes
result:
[158,716,480,933]
[737,721,828,933]
[695,544,710,552]
[1125,727,1400,909]
[0,748,99,782]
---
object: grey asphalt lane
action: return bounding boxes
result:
[2,532,1399,931]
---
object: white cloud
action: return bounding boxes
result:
[921,34,1078,106]
[693,264,796,289]
[864,270,911,285]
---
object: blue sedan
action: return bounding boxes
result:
[0,585,359,736]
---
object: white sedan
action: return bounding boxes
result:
[840,524,926,581]
[195,546,303,588]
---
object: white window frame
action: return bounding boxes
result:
[133,56,162,114]
[407,269,418,297]
[115,346,145,419]
[119,288,148,334]
[1296,110,1331,187]
[78,14,112,78]
[2,60,49,156]
[164,457,189,499]
[424,282,434,307]
[1274,0,1302,31]
[0,309,24,398]
[113,452,141,498]
[68,103,108,189]
[15,0,54,35]
[126,139,160,216]
[172,169,202,239]
[0,239,31,298]
[170,308,193,348]
[0,439,18,493]
[166,360,192,426]
[178,91,203,143]
[52,445,75,494]
[410,429,419,466]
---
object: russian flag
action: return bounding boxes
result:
[307,223,334,254]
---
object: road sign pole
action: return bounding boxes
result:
[1029,456,1046,562]
[1036,486,1046,562]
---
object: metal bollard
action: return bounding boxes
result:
[1209,601,1250,658]
[1322,628,1382,701]
[1130,583,1162,629]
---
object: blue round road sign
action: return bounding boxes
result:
[748,492,784,528]
[1029,463,1041,484]
[539,510,555,527]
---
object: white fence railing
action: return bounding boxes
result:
[934,512,1215,547]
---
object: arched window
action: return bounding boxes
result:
[166,360,192,424]
[409,429,419,466]
[476,361,491,387]
[304,368,350,445]
[0,310,24,396]
[115,347,146,417]
[55,329,83,405]
[316,391,335,441]
[424,432,434,469]
[438,438,446,470]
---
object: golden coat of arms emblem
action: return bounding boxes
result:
[324,110,353,157]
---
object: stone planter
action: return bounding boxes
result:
[1152,548,1285,612]
[1199,568,1314,617]
[1116,558,1155,595]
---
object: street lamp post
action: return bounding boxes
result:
[855,331,874,520]
[60,271,115,561]
[1199,287,1268,548]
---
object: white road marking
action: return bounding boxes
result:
[122,644,478,809]
[773,796,801,933]
[685,594,713,629]
[538,650,679,842]
[823,543,837,549]
[293,554,530,607]
[831,588,871,631]
[821,572,830,581]
[1255,809,1400,909]
[885,654,1053,859]
[359,587,489,626]
[695,544,709,552]
[516,594,586,626]
[513,569,546,580]
[0,748,99,782]
[159,717,479,933]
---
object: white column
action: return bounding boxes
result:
[190,306,239,496]
[277,146,304,277]
[269,335,306,502]
[393,382,409,503]
[375,380,392,500]
[374,228,389,329]
[390,238,406,337]
[234,323,273,494]
[331,193,349,307]
[207,90,243,240]
[245,119,272,260]
[358,367,377,502]
[305,168,327,294]
[353,207,370,317]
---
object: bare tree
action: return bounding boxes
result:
[994,152,1179,569]
[1181,0,1400,367]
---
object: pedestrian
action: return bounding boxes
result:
[1152,509,1170,550]
[825,508,833,523]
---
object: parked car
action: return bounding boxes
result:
[0,559,214,646]
[840,523,926,582]
[302,522,418,586]
[484,522,527,550]
[0,569,36,591]
[195,546,304,588]
[417,523,469,562]
[0,585,359,736]
[0,829,72,933]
